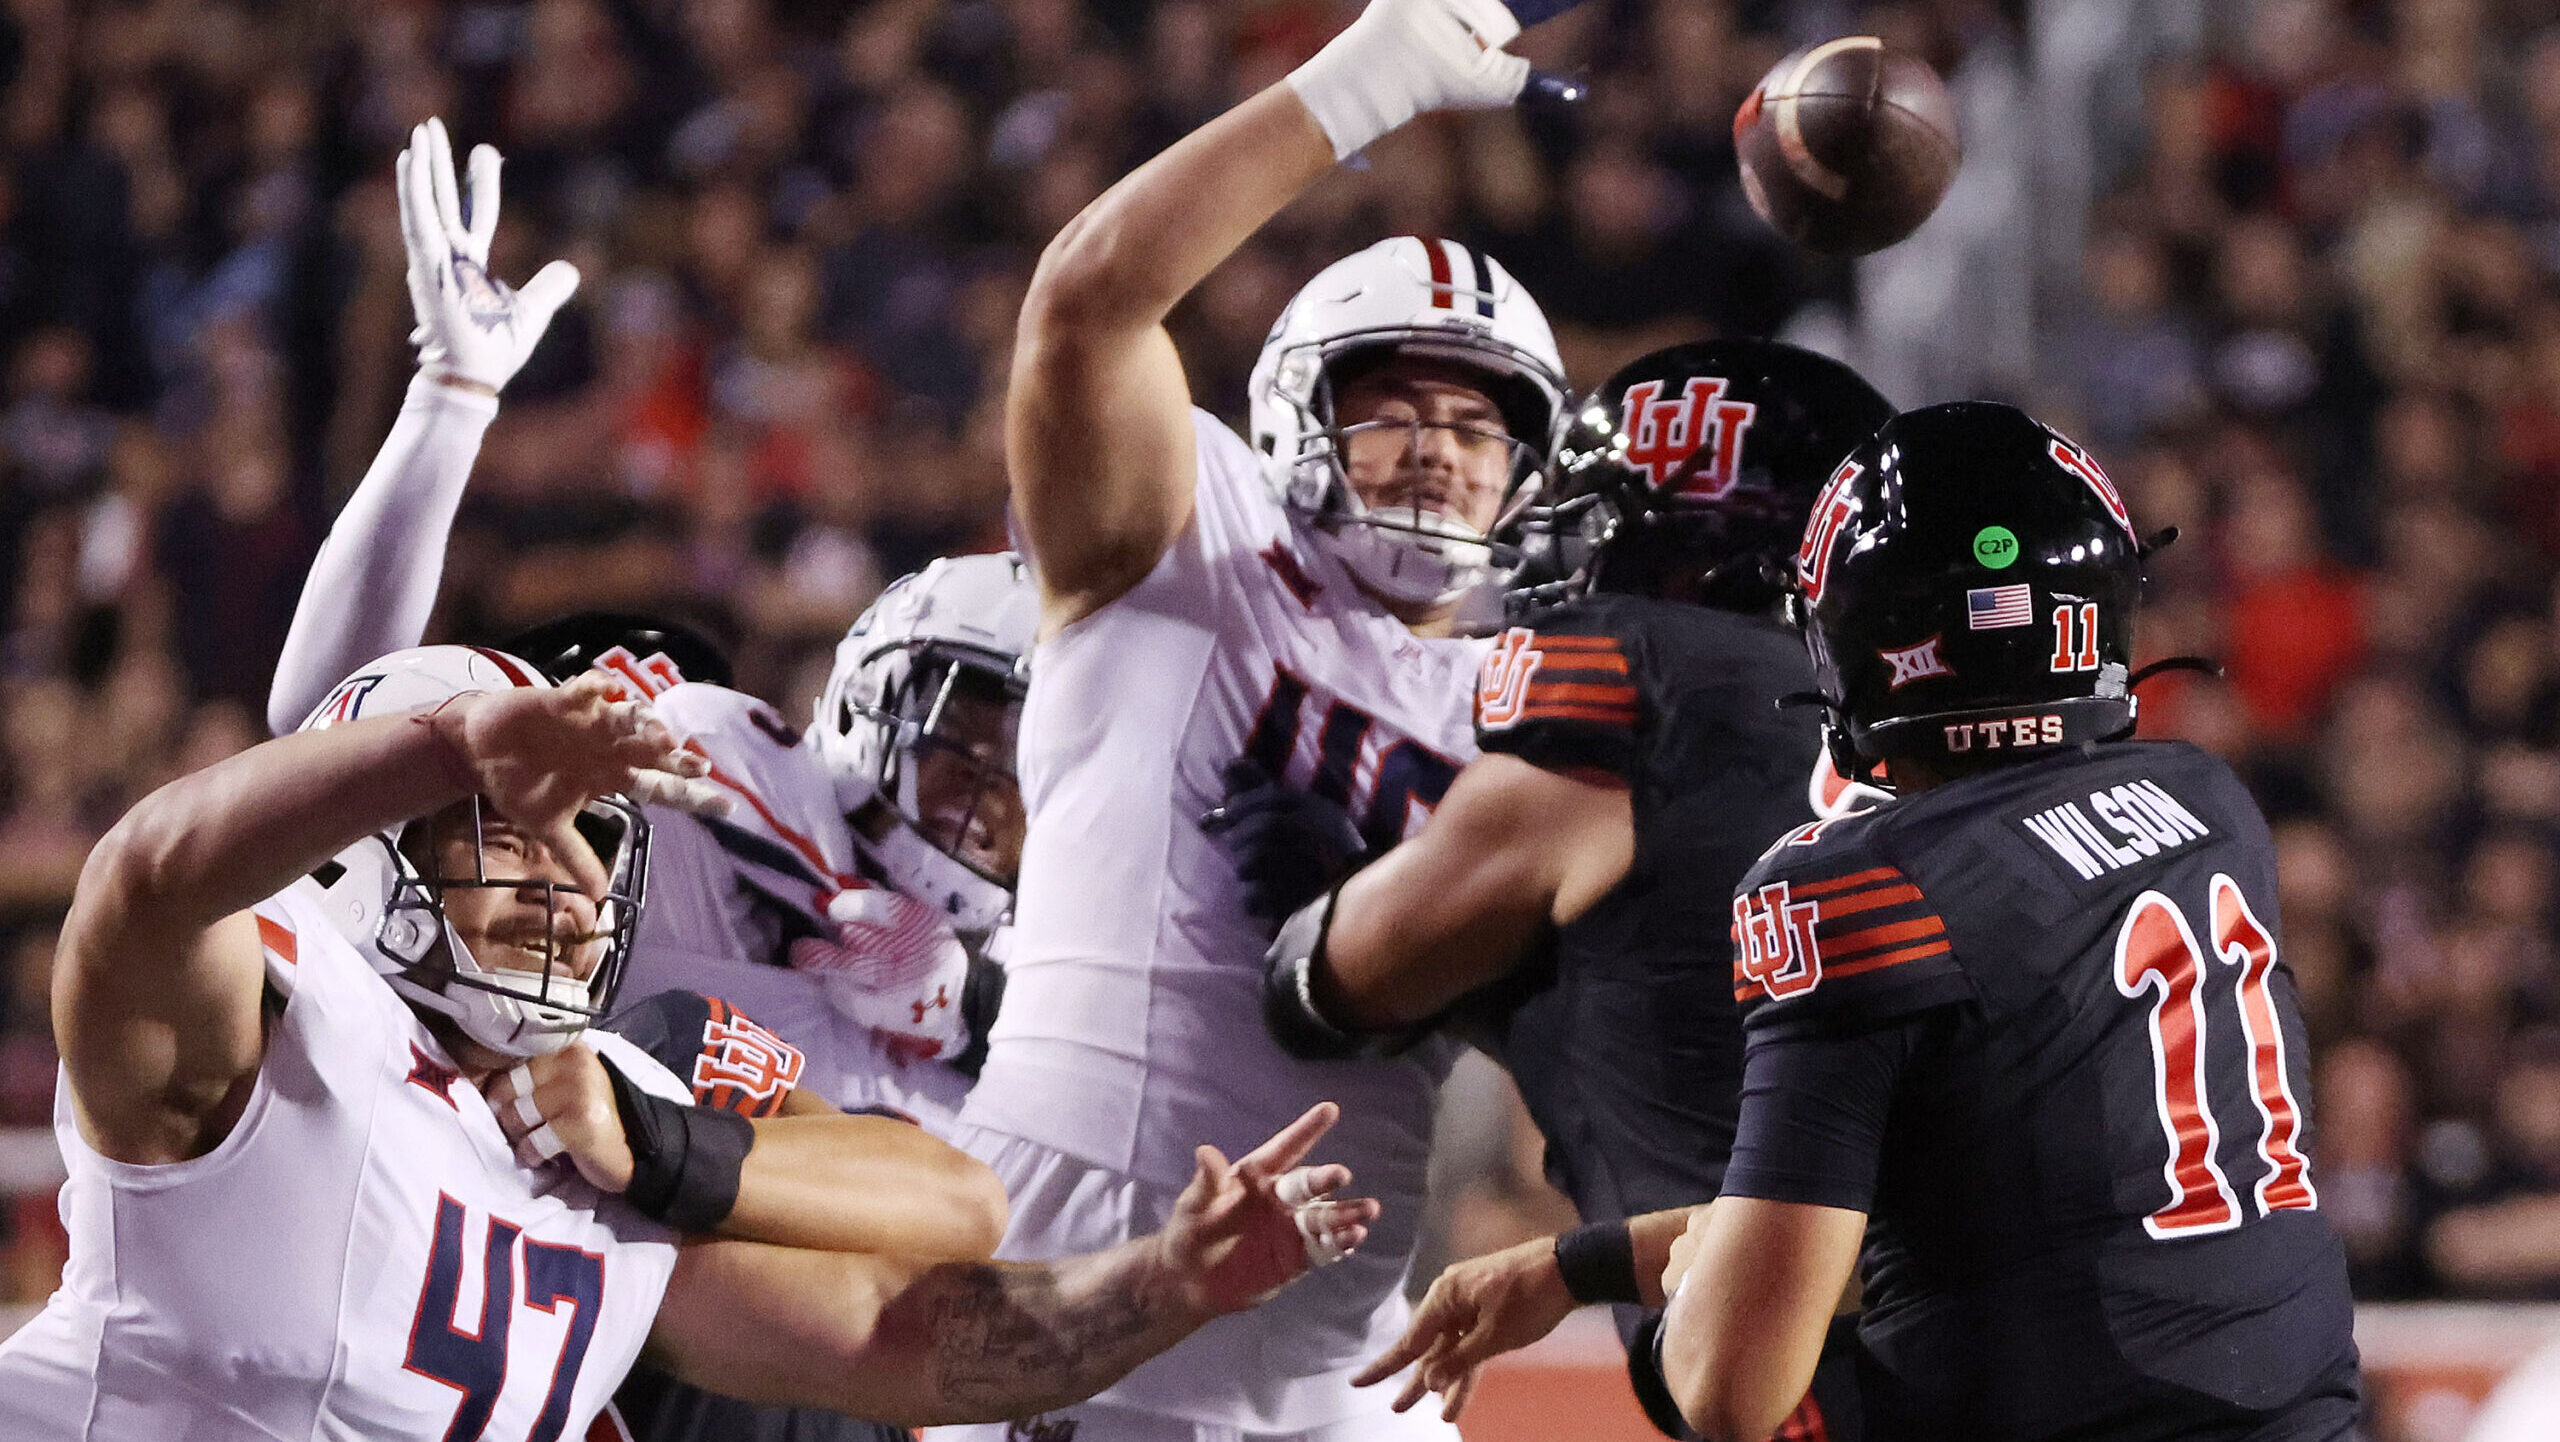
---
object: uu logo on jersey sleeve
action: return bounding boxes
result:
[1732,882,1822,1000]
[588,646,686,702]
[1475,628,1546,728]
[1620,376,1757,497]
[693,1007,805,1111]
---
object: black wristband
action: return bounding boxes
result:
[598,1052,752,1232]
[1261,885,1432,1061]
[1554,1219,1641,1305]
[1263,889,1362,1060]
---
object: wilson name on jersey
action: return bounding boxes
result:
[1728,740,2356,1435]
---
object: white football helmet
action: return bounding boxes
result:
[1249,235,1567,607]
[292,646,651,1058]
[811,553,1038,938]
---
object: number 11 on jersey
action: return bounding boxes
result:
[2112,874,2317,1240]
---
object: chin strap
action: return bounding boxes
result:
[2128,654,2222,687]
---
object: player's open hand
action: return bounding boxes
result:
[427,674,722,896]
[484,1042,634,1190]
[1153,1102,1380,1319]
[1352,1234,1577,1420]
[396,116,580,393]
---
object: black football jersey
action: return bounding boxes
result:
[1473,592,1825,1224]
[1724,740,2359,1441]
[603,992,915,1442]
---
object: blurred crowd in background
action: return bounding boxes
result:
[6,0,2560,1321]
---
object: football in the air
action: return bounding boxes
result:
[1733,37,1961,256]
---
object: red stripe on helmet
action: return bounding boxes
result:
[1411,235,1454,308]
[466,646,543,688]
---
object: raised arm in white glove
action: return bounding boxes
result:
[266,118,584,735]
[1286,0,1532,161]
[398,116,581,395]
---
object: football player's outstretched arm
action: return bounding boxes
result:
[58,677,692,1167]
[1353,1204,1696,1421]
[645,1103,1380,1424]
[268,117,577,733]
[1314,754,1629,1031]
[1009,0,1532,632]
[486,1050,1011,1258]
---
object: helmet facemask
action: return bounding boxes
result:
[838,642,1025,937]
[1263,330,1563,606]
[379,794,651,1058]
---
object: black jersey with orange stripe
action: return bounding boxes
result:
[1472,593,1826,1206]
[1725,740,2359,1441]
[604,990,808,1118]
[598,990,913,1442]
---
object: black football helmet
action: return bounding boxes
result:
[1503,339,1893,614]
[1796,402,2145,780]
[501,611,736,696]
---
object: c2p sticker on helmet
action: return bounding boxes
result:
[1972,525,2019,569]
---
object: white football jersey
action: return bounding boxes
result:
[963,409,1485,1427]
[620,682,973,1128]
[0,887,688,1441]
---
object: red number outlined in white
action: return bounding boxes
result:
[2112,875,2319,1240]
[2114,892,2241,1238]
[2210,876,2317,1216]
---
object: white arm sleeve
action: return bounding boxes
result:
[265,373,502,735]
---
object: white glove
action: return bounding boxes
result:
[396,117,581,393]
[790,885,972,1061]
[1286,0,1531,161]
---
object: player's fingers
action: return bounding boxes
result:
[1274,1162,1352,1207]
[394,144,431,260]
[464,142,502,257]
[1236,1100,1339,1180]
[508,1065,544,1131]
[424,117,465,243]
[1391,1337,1453,1413]
[628,769,731,817]
[516,258,581,328]
[1189,1143,1233,1197]
[1440,1364,1478,1423]
[1295,1199,1360,1266]
[1351,1320,1435,1388]
[538,814,613,900]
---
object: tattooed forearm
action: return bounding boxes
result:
[911,1242,1203,1414]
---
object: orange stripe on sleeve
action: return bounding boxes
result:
[1820,915,1947,960]
[1517,702,1640,725]
[1791,866,1904,899]
[1815,883,1924,919]
[1535,634,1624,650]
[1523,680,1639,704]
[256,914,298,965]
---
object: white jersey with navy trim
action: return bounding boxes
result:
[960,408,1484,1430]
[0,887,688,1442]
[619,682,974,1128]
